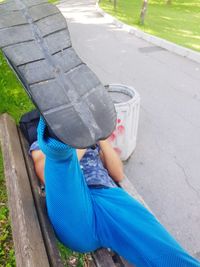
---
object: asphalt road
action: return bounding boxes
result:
[58,0,200,258]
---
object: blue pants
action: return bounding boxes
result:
[37,117,200,267]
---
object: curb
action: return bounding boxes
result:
[96,2,200,64]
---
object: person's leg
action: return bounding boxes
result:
[91,187,200,267]
[37,116,101,252]
[37,117,200,266]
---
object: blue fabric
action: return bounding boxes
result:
[37,117,200,267]
[30,140,117,188]
[29,140,40,155]
[79,145,117,188]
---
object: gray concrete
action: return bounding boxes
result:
[57,0,200,257]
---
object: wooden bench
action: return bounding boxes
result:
[0,113,150,266]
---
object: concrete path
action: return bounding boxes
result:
[58,0,200,257]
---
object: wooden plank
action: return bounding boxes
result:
[0,114,50,267]
[107,251,136,267]
[92,249,116,267]
[19,129,65,267]
[88,259,97,267]
[119,256,136,267]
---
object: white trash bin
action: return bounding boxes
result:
[106,84,140,161]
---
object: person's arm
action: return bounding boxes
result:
[31,150,45,184]
[99,139,124,182]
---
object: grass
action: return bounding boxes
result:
[48,0,60,4]
[58,242,93,267]
[0,1,88,265]
[0,52,34,122]
[99,0,200,52]
[0,150,16,267]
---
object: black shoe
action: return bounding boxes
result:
[0,0,116,148]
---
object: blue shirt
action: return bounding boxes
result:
[80,145,117,188]
[30,141,117,188]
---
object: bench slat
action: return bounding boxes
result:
[92,249,116,267]
[0,114,50,267]
[19,130,64,267]
[119,256,136,267]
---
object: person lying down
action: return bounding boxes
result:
[23,113,200,267]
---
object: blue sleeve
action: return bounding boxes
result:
[37,116,75,161]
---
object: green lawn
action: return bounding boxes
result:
[0,53,34,122]
[0,149,15,267]
[100,0,200,52]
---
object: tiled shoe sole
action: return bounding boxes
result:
[0,0,116,148]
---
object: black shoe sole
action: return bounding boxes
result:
[0,0,116,148]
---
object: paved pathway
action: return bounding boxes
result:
[58,0,200,257]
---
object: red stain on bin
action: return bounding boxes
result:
[108,132,116,142]
[109,118,125,143]
[117,125,125,135]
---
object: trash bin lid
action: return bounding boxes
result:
[106,84,136,104]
